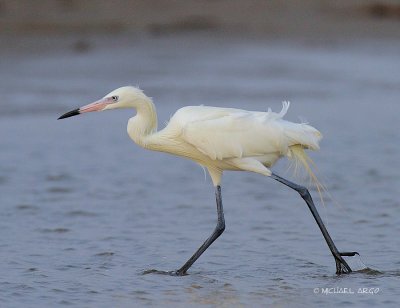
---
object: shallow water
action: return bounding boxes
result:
[1,34,400,307]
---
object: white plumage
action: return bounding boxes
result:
[61,86,322,185]
[176,103,321,160]
[159,103,322,184]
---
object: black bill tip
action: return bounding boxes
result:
[58,108,80,120]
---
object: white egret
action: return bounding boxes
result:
[58,86,358,275]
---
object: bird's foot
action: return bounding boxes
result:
[142,269,188,276]
[334,251,359,275]
[169,269,188,276]
[340,251,359,257]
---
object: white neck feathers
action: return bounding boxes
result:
[127,97,158,147]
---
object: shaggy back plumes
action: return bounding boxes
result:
[288,144,325,204]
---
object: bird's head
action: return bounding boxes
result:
[58,86,148,119]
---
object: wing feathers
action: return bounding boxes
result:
[172,103,321,161]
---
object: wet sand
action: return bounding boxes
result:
[1,0,400,39]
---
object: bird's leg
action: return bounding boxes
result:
[270,172,358,274]
[174,185,225,276]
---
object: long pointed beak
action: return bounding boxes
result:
[58,98,111,120]
[58,108,80,119]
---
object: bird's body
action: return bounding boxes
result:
[58,86,357,276]
[124,87,321,185]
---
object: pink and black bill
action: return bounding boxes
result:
[57,97,115,120]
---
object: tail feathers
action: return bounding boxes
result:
[284,123,322,151]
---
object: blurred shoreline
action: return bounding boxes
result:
[0,0,399,39]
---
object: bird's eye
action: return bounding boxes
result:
[111,95,119,101]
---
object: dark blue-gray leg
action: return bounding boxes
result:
[174,185,225,276]
[271,172,358,274]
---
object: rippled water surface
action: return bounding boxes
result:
[1,34,399,307]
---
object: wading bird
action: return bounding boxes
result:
[58,86,358,275]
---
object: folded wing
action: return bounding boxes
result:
[172,102,320,161]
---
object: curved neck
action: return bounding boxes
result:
[127,98,158,147]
